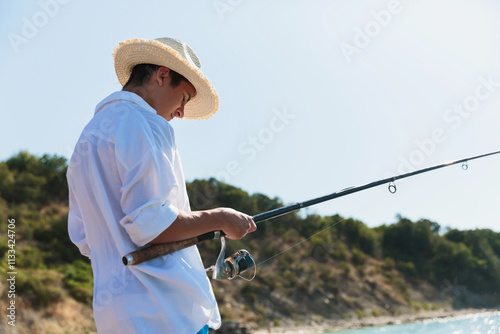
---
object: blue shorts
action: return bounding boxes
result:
[197,324,209,334]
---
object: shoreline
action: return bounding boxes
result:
[253,308,500,334]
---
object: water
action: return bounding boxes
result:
[328,311,500,334]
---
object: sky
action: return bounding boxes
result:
[1,0,500,232]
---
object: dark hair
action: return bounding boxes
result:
[123,63,189,88]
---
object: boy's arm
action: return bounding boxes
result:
[148,207,256,244]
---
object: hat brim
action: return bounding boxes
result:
[113,38,219,120]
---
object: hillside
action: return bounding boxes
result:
[0,151,499,333]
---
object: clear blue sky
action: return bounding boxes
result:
[1,0,500,232]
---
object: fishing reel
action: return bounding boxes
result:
[206,236,256,281]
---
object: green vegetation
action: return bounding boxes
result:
[0,151,90,308]
[1,151,500,325]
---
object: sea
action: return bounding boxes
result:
[328,311,500,334]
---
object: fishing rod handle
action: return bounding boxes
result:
[122,231,224,266]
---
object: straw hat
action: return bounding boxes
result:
[113,37,219,120]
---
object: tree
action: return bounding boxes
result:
[2,151,68,206]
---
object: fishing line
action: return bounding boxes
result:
[253,151,500,268]
[123,149,500,270]
[256,218,347,267]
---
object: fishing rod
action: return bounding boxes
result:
[122,150,500,279]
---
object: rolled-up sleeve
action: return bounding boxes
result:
[114,112,180,247]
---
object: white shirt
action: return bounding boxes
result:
[67,91,221,334]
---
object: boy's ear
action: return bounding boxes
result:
[156,66,170,87]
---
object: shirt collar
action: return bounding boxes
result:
[95,91,158,115]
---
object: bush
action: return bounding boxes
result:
[63,260,93,305]
[382,257,395,271]
[35,211,84,265]
[355,309,368,319]
[339,261,351,277]
[336,219,379,256]
[397,261,417,277]
[17,269,65,307]
[351,248,367,265]
[331,241,348,261]
[18,245,46,269]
